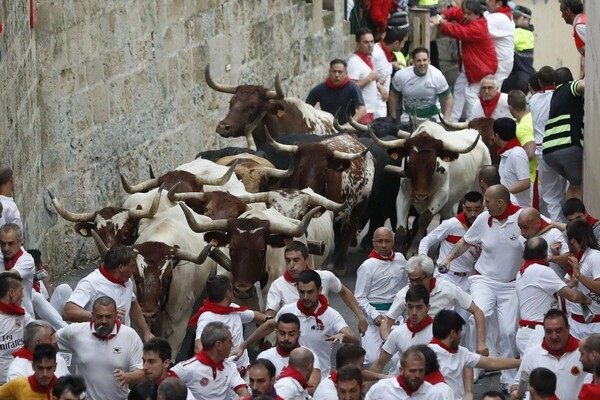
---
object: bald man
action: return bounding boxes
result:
[274,348,314,400]
[441,184,523,389]
[518,208,571,277]
[355,227,408,365]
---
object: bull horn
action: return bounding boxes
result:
[369,126,406,149]
[48,190,96,222]
[120,172,159,194]
[266,74,285,99]
[442,134,481,154]
[174,243,213,265]
[396,128,412,138]
[208,248,232,271]
[195,162,237,186]
[127,186,163,219]
[235,192,272,204]
[204,65,237,94]
[307,193,345,211]
[332,146,369,161]
[265,127,298,153]
[90,230,109,258]
[168,184,206,203]
[307,240,326,256]
[180,203,229,233]
[346,111,368,132]
[259,157,295,179]
[439,114,468,130]
[244,111,265,152]
[269,206,322,237]
[410,113,418,131]
[384,164,407,177]
[333,115,344,132]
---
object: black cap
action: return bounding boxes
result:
[387,11,414,32]
[513,5,532,19]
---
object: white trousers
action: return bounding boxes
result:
[569,317,600,339]
[495,59,514,91]
[450,72,481,122]
[32,284,72,330]
[538,156,567,222]
[363,318,388,365]
[469,275,518,384]
[436,271,472,348]
[515,325,544,357]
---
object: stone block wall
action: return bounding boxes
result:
[0,0,351,274]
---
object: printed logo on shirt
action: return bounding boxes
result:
[15,319,21,328]
[311,324,324,331]
[589,292,600,305]
[510,234,518,240]
[571,366,581,376]
[200,377,209,386]
[113,347,122,354]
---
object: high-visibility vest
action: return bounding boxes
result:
[419,0,438,6]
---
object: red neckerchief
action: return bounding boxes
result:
[406,315,433,337]
[541,334,579,358]
[4,248,24,271]
[90,319,121,341]
[396,375,417,396]
[495,5,513,20]
[0,300,25,316]
[455,212,470,228]
[188,299,249,326]
[330,370,338,385]
[379,40,394,61]
[368,249,395,261]
[156,370,178,385]
[283,267,313,285]
[428,278,437,293]
[535,218,552,236]
[28,374,57,396]
[497,138,522,155]
[540,85,556,93]
[275,342,300,358]
[586,215,599,227]
[279,365,310,389]
[424,370,446,385]
[430,337,458,354]
[488,204,521,227]
[579,383,600,400]
[297,295,328,325]
[480,91,501,118]
[575,250,585,261]
[196,350,225,379]
[325,76,350,89]
[33,282,41,293]
[99,265,127,287]
[12,347,33,361]
[519,258,549,275]
[354,51,374,70]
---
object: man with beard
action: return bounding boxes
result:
[312,344,369,400]
[355,226,407,365]
[511,309,587,400]
[336,365,365,400]
[242,359,283,400]
[366,347,445,399]
[0,344,58,399]
[55,296,144,400]
[347,28,381,123]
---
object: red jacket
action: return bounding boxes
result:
[441,7,498,84]
[369,0,395,33]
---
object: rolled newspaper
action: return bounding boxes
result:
[516,370,529,398]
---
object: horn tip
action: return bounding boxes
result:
[48,190,55,200]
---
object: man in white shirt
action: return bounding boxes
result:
[0,164,22,230]
[510,309,589,400]
[484,0,515,87]
[265,241,367,335]
[55,296,145,400]
[366,347,446,400]
[579,333,600,374]
[274,347,313,400]
[171,321,249,400]
[469,76,512,121]
[312,344,367,400]
[7,320,69,380]
[429,310,521,400]
[62,244,153,341]
[336,365,365,400]
[494,118,531,207]
[372,28,407,118]
[355,227,407,364]
[441,184,524,388]
[515,237,590,356]
[416,344,456,399]
[245,359,283,399]
[0,224,34,316]
[347,28,380,123]
[0,273,33,384]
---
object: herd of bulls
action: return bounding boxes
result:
[47,66,498,358]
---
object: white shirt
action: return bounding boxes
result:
[274,375,311,400]
[55,322,143,400]
[0,195,22,229]
[419,217,475,273]
[277,302,349,376]
[539,227,569,277]
[515,343,590,400]
[529,90,554,157]
[372,42,393,118]
[386,279,473,321]
[484,11,515,64]
[0,311,33,384]
[311,374,337,400]
[382,322,433,359]
[463,209,525,282]
[392,65,450,117]
[571,248,600,317]
[171,356,247,400]
[266,270,342,313]
[429,343,481,400]
[499,146,531,207]
[355,253,407,322]
[257,346,321,378]
[0,248,34,316]
[517,263,566,323]
[195,304,254,372]
[468,92,512,121]
[67,269,136,326]
[7,352,70,380]
[347,53,378,114]
[366,378,446,400]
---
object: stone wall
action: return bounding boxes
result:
[0,0,351,274]
[583,1,598,215]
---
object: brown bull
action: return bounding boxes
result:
[167,188,250,220]
[440,115,499,164]
[216,153,276,193]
